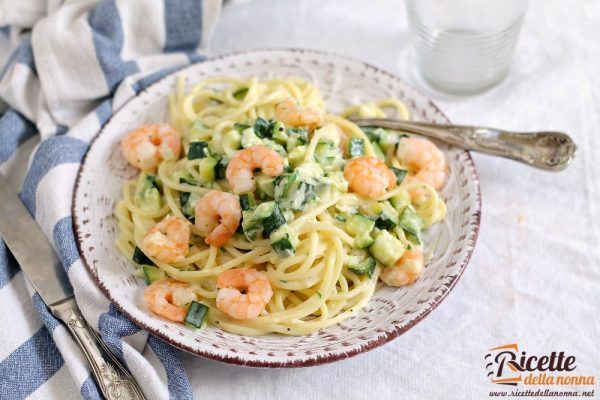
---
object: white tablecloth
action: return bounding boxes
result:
[181,1,600,399]
[7,0,595,398]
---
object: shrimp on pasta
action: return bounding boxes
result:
[115,76,448,336]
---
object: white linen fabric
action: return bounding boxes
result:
[1,0,598,399]
[0,1,221,399]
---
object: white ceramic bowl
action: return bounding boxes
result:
[73,49,481,367]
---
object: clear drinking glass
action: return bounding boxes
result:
[405,0,527,94]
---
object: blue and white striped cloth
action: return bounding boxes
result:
[0,1,222,398]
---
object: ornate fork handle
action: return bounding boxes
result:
[52,298,146,400]
[350,118,577,171]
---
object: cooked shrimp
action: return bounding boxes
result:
[141,216,190,263]
[216,268,273,320]
[195,190,242,247]
[144,280,194,322]
[396,137,447,190]
[344,156,397,198]
[121,124,181,171]
[275,98,323,128]
[380,247,424,287]
[225,145,284,194]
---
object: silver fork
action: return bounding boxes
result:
[350,118,577,171]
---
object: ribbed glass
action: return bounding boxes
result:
[406,0,527,94]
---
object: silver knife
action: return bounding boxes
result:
[0,173,145,400]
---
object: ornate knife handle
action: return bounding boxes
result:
[351,118,577,171]
[52,298,146,400]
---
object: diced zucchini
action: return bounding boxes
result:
[405,232,420,245]
[233,122,251,133]
[399,206,424,245]
[359,202,384,219]
[375,202,399,230]
[252,201,277,220]
[369,230,405,266]
[145,174,159,189]
[274,172,314,211]
[180,191,201,220]
[135,173,161,212]
[375,215,397,230]
[390,167,408,185]
[187,141,210,160]
[143,265,165,284]
[222,130,242,155]
[288,145,307,167]
[348,257,376,278]
[271,121,287,144]
[377,129,400,152]
[262,138,287,157]
[348,138,365,157]
[360,126,386,142]
[269,225,298,258]
[198,156,218,183]
[274,173,298,200]
[334,201,359,215]
[256,174,275,198]
[371,142,386,161]
[286,127,308,150]
[244,226,263,241]
[287,182,315,211]
[233,88,248,100]
[241,127,263,148]
[355,234,375,249]
[214,157,228,180]
[315,139,334,154]
[295,161,324,185]
[314,140,343,170]
[361,127,406,152]
[345,214,375,237]
[389,190,411,213]
[243,202,286,238]
[242,209,263,241]
[133,246,155,266]
[239,193,256,211]
[359,126,375,140]
[260,202,286,236]
[184,301,208,329]
[253,117,271,138]
[345,214,376,248]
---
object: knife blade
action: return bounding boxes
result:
[0,172,145,399]
[0,173,73,307]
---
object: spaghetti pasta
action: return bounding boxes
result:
[115,76,447,336]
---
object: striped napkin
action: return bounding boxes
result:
[0,1,221,398]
